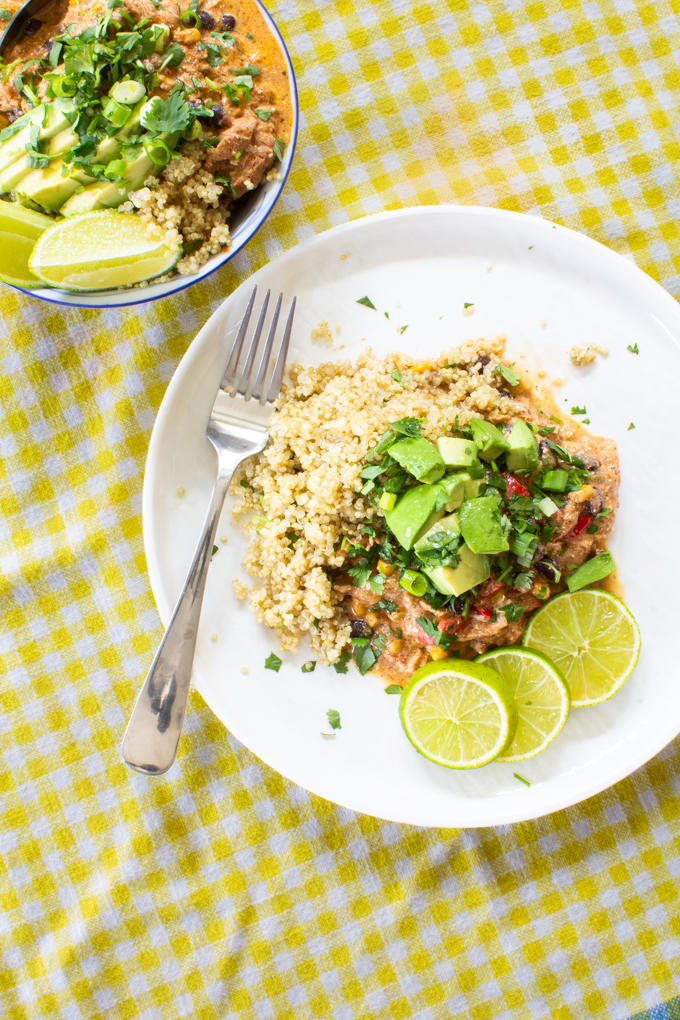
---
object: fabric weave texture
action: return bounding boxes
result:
[2,0,680,1017]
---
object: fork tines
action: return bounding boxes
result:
[222,285,296,405]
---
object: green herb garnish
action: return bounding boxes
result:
[628,422,635,430]
[627,343,639,354]
[514,773,531,787]
[301,661,316,673]
[273,137,285,161]
[326,709,342,730]
[265,652,282,672]
[391,369,403,386]
[495,364,520,387]
[571,406,586,415]
[333,650,351,674]
[357,295,376,310]
[384,685,402,694]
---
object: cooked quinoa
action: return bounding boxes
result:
[230,336,523,663]
[120,139,231,277]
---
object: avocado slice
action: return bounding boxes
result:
[505,419,538,473]
[424,545,490,597]
[0,100,76,176]
[17,100,146,212]
[387,436,445,484]
[436,436,479,468]
[437,473,465,511]
[0,125,79,194]
[414,512,461,555]
[458,496,509,554]
[452,470,484,500]
[469,418,510,462]
[384,484,441,550]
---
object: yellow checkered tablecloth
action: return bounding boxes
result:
[2,1,680,1017]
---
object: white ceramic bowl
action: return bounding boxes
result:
[6,0,298,310]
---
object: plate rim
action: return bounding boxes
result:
[142,204,680,826]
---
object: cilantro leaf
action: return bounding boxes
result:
[571,405,586,415]
[374,598,397,613]
[273,137,285,161]
[463,302,474,309]
[352,641,378,675]
[210,545,218,560]
[384,685,402,694]
[495,364,520,387]
[369,573,385,595]
[301,660,316,673]
[255,108,273,121]
[264,652,282,672]
[628,422,635,430]
[141,92,191,134]
[390,416,423,437]
[333,650,351,674]
[391,369,403,387]
[348,564,371,589]
[326,709,342,730]
[357,296,376,310]
[627,343,639,354]
[400,325,408,334]
[501,604,524,623]
[0,10,12,20]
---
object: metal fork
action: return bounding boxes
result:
[122,286,296,776]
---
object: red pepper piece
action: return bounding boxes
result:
[505,474,530,500]
[437,613,465,636]
[569,515,591,539]
[471,605,493,621]
[478,577,505,598]
[415,625,435,646]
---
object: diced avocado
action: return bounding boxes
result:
[0,125,79,195]
[387,436,445,484]
[469,418,510,462]
[506,419,539,473]
[384,484,441,550]
[453,470,484,500]
[437,473,465,511]
[424,545,490,597]
[566,551,616,592]
[458,496,509,554]
[0,100,76,175]
[414,513,461,554]
[436,436,479,468]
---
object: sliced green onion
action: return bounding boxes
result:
[379,491,396,511]
[111,79,146,104]
[179,8,199,26]
[536,496,559,517]
[183,117,202,140]
[541,470,569,491]
[511,532,538,568]
[399,569,428,598]
[150,23,170,51]
[52,77,77,98]
[104,159,127,180]
[143,136,172,165]
[103,97,132,127]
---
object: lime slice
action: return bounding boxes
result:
[522,590,641,707]
[0,200,54,287]
[399,659,518,769]
[29,211,180,291]
[476,648,570,761]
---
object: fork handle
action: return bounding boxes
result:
[121,467,234,775]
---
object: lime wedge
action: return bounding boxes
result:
[0,200,54,287]
[28,211,180,291]
[399,659,518,769]
[476,647,570,761]
[522,590,641,707]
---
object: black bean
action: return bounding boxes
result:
[222,13,236,29]
[476,355,490,370]
[42,39,52,53]
[580,454,600,472]
[350,619,370,638]
[453,596,467,615]
[583,485,604,516]
[211,103,224,126]
[198,9,215,30]
[535,558,561,582]
[6,108,22,123]
[23,19,41,36]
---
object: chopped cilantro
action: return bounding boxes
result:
[463,302,474,308]
[264,652,282,672]
[627,343,639,354]
[374,598,397,613]
[211,545,218,560]
[571,405,586,415]
[400,325,409,334]
[391,369,403,387]
[326,709,342,730]
[352,640,378,675]
[348,564,372,589]
[255,108,273,121]
[495,364,520,387]
[333,650,351,674]
[0,9,12,19]
[357,296,376,310]
[501,604,525,623]
[582,418,590,424]
[628,422,635,430]
[287,531,298,547]
[159,41,185,69]
[549,416,562,425]
[369,574,385,595]
[384,685,402,694]
[273,137,285,161]
[141,92,191,134]
[301,661,316,673]
[416,616,453,649]
[538,425,556,436]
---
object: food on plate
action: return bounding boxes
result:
[233,337,639,767]
[0,0,291,289]
[475,647,570,762]
[522,589,641,707]
[398,658,518,769]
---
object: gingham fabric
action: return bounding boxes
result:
[2,0,680,1017]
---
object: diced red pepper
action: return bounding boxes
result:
[478,577,505,598]
[505,474,530,500]
[415,625,435,646]
[471,605,493,621]
[437,613,465,636]
[569,515,591,539]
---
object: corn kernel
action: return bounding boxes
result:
[411,363,432,374]
[350,599,367,618]
[429,645,448,661]
[377,559,393,576]
[366,612,380,628]
[533,582,551,600]
[387,639,404,654]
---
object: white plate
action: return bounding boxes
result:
[143,206,680,827]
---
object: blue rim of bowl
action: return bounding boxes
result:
[2,0,299,309]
